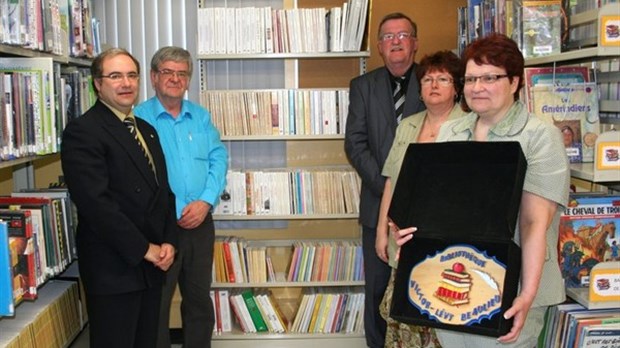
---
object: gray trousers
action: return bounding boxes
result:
[157,214,215,348]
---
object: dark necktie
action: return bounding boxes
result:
[393,77,405,123]
[123,116,156,174]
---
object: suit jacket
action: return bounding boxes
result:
[61,100,178,295]
[345,66,425,228]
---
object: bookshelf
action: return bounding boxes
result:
[186,0,370,346]
[0,1,98,346]
[522,3,620,193]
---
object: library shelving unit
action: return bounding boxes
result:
[0,42,91,347]
[522,1,620,325]
[187,0,371,347]
[523,3,620,193]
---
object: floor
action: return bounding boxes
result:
[68,325,183,347]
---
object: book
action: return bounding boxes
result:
[240,290,268,332]
[521,0,562,58]
[0,196,62,277]
[571,313,620,348]
[0,221,14,317]
[523,66,590,113]
[530,83,601,163]
[1,209,36,301]
[559,195,620,288]
[580,324,620,348]
[218,290,232,333]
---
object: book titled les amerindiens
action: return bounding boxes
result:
[388,141,526,337]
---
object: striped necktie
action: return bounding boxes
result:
[123,116,156,175]
[393,77,405,123]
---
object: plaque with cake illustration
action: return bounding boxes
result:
[406,245,505,326]
[387,142,526,337]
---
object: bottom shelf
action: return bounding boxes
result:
[0,280,84,348]
[212,335,365,348]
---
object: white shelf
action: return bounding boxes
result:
[524,46,619,66]
[565,261,620,310]
[214,214,358,220]
[0,44,91,66]
[198,51,370,60]
[570,162,595,182]
[213,280,364,288]
[213,334,365,348]
[222,134,345,141]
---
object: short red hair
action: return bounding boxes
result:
[462,34,524,101]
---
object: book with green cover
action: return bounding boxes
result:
[241,290,268,332]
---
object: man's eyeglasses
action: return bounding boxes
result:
[420,76,453,86]
[461,74,509,85]
[157,69,190,79]
[379,32,414,42]
[99,72,140,82]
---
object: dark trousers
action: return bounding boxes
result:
[363,225,391,348]
[87,286,162,348]
[157,214,215,348]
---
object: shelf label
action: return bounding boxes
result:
[600,15,620,47]
[589,267,620,302]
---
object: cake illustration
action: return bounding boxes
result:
[434,262,472,305]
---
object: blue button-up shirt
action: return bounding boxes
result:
[135,97,228,219]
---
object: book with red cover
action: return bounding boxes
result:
[1,209,37,300]
[0,196,60,276]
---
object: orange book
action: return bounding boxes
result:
[222,240,235,283]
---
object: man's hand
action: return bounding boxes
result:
[178,200,211,229]
[144,243,162,264]
[154,243,176,271]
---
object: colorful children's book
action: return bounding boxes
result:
[559,195,620,288]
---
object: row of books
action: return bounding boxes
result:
[0,189,78,317]
[213,237,274,284]
[287,240,364,283]
[290,289,364,334]
[458,1,618,58]
[214,168,361,216]
[0,280,83,347]
[197,0,369,55]
[0,58,95,160]
[213,237,364,284]
[541,302,620,348]
[200,89,350,137]
[226,289,290,334]
[0,0,100,58]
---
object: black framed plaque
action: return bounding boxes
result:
[388,141,527,337]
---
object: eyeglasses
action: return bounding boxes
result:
[157,69,190,79]
[379,32,415,42]
[99,72,140,82]
[461,74,509,85]
[420,76,453,86]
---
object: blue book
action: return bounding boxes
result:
[0,221,14,317]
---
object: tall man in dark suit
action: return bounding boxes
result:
[344,13,425,348]
[61,48,178,348]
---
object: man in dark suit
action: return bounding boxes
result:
[61,48,178,348]
[344,12,425,348]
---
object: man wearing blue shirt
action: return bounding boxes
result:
[134,46,228,348]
